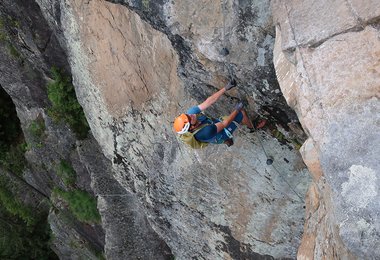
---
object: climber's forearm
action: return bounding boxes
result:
[215,110,239,133]
[198,88,226,111]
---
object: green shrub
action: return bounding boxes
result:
[0,203,57,259]
[0,18,6,42]
[27,116,46,148]
[7,43,20,58]
[0,17,22,59]
[0,176,35,226]
[291,139,303,150]
[142,0,150,9]
[56,160,77,187]
[47,67,90,139]
[0,32,6,42]
[96,251,106,260]
[0,143,27,176]
[54,188,101,224]
[28,117,45,139]
[11,18,20,28]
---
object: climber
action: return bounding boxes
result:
[173,80,265,148]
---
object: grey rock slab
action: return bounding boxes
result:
[349,0,380,23]
[272,0,358,50]
[273,13,380,260]
[77,138,173,260]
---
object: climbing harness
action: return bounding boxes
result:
[179,123,210,149]
[223,127,233,139]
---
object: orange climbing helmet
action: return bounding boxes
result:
[173,114,191,134]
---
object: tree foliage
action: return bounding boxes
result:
[0,177,35,226]
[0,207,57,259]
[54,188,101,224]
[56,160,77,187]
[0,176,57,259]
[47,67,90,139]
[0,87,56,259]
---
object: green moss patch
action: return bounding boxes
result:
[47,67,90,139]
[56,160,77,187]
[53,188,101,224]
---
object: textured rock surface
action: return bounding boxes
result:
[77,138,172,259]
[0,0,105,258]
[1,0,170,258]
[273,0,380,259]
[38,0,312,259]
[2,0,378,258]
[8,0,377,259]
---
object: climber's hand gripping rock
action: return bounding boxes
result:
[234,102,243,111]
[224,79,237,91]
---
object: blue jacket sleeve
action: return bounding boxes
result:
[186,106,201,114]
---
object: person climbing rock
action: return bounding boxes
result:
[173,80,265,148]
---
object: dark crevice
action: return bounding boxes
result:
[280,0,380,50]
[367,16,380,29]
[216,225,276,260]
[308,25,364,49]
[286,19,380,50]
[41,32,53,52]
[0,85,58,259]
[0,85,48,197]
[0,85,27,175]
[0,85,23,152]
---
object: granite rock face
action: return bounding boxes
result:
[6,0,376,259]
[0,0,104,258]
[0,0,170,259]
[273,0,380,259]
[34,0,312,259]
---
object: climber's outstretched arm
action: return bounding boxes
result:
[198,80,236,111]
[198,88,226,111]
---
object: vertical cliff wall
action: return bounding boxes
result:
[272,0,380,259]
[5,0,377,259]
[33,0,312,259]
[0,0,171,259]
[0,0,105,258]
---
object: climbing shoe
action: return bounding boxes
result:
[224,138,234,147]
[253,118,267,129]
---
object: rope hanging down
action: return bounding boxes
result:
[255,132,305,203]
